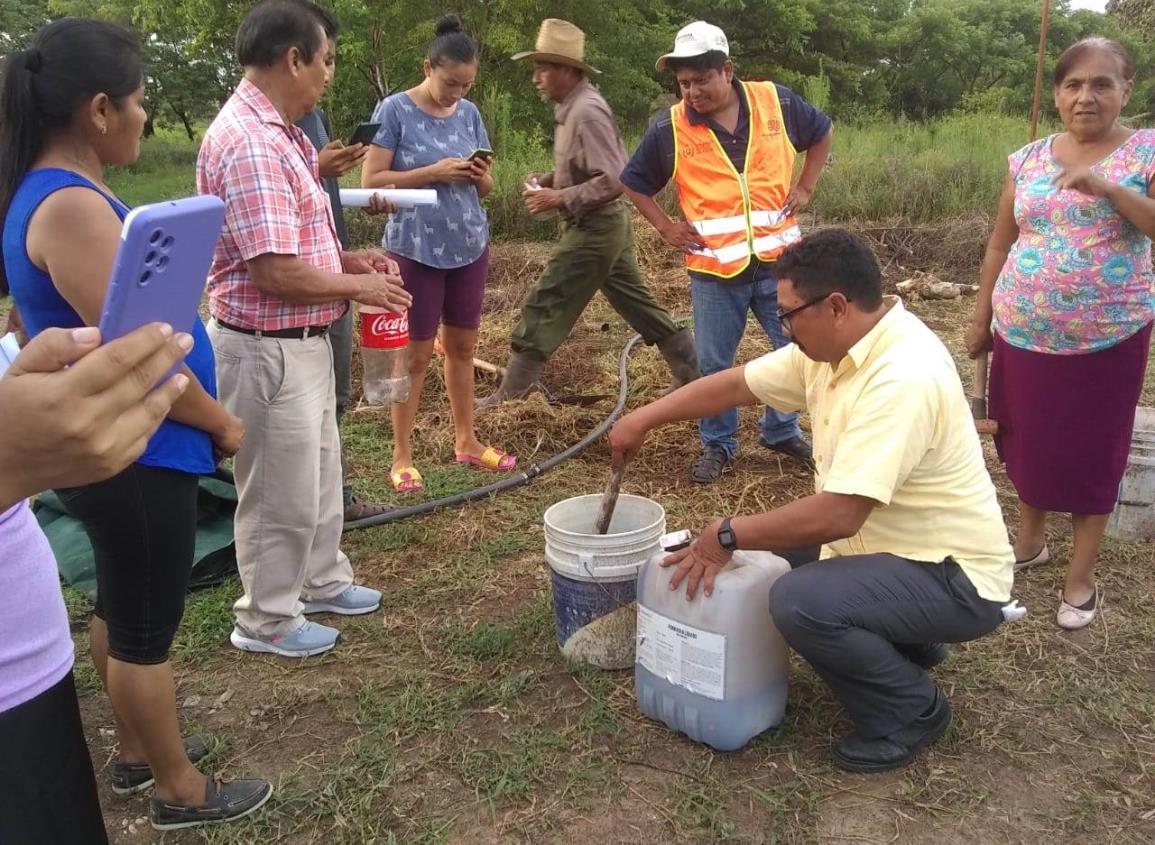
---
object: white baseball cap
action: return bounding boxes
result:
[656,21,730,71]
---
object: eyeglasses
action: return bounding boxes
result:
[778,293,839,333]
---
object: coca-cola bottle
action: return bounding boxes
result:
[359,305,410,404]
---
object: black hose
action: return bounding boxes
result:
[343,333,643,531]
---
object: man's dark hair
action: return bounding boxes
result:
[236,0,339,68]
[775,228,884,311]
[667,50,727,74]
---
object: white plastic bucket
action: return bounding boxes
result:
[543,494,665,669]
[1107,407,1155,541]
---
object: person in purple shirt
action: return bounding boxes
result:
[0,323,192,845]
[621,22,833,484]
[2,18,270,831]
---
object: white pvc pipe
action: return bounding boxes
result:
[339,189,438,208]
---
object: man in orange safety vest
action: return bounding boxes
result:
[622,21,833,483]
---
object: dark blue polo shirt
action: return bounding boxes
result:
[620,79,832,197]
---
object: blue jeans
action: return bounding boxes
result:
[690,262,800,457]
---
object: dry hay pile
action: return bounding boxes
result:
[850,213,993,284]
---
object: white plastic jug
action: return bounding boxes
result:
[634,549,791,751]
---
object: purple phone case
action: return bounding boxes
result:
[98,196,225,377]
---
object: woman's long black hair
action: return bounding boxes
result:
[0,18,143,294]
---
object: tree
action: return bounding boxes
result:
[0,0,53,55]
[1107,0,1155,33]
[14,0,1151,137]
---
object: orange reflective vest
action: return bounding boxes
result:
[671,81,801,278]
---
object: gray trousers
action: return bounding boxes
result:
[768,552,1004,738]
[209,322,353,637]
[328,306,354,501]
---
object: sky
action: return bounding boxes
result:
[1070,0,1108,10]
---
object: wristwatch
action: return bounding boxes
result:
[716,517,739,551]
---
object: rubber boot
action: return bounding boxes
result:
[476,352,545,409]
[657,328,700,393]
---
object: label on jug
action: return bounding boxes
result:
[636,606,726,701]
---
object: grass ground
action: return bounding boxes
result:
[54,214,1155,844]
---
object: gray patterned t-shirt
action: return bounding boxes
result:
[371,92,490,269]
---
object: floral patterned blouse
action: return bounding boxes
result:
[993,129,1155,354]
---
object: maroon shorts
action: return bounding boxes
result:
[389,248,489,341]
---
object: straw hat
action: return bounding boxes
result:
[511,19,601,74]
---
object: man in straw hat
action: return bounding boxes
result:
[478,19,699,407]
[621,21,833,483]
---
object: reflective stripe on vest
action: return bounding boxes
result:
[672,81,800,278]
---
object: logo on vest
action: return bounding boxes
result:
[680,141,715,159]
[765,117,782,135]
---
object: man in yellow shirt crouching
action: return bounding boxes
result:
[609,227,1014,773]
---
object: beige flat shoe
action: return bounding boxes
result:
[1056,589,1100,630]
[1014,544,1050,572]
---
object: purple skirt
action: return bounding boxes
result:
[989,324,1152,514]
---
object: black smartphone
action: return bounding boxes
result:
[468,147,494,162]
[347,122,381,147]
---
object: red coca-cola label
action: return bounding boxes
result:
[360,310,409,350]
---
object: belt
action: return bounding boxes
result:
[217,320,331,339]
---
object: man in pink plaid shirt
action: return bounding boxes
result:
[198,0,411,658]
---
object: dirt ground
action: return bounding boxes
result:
[63,218,1155,844]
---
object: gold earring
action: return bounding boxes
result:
[99,125,107,135]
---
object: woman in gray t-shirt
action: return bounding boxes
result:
[363,15,515,494]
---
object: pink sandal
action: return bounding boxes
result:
[455,446,517,472]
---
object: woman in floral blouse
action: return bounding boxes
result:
[967,38,1155,630]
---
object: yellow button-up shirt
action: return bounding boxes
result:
[744,297,1013,602]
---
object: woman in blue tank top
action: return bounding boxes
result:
[0,19,269,832]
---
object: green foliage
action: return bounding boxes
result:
[0,0,52,56]
[106,128,199,205]
[801,62,831,113]
[811,112,1036,222]
[18,0,1155,138]
[34,0,1155,231]
[105,110,1038,229]
[1107,0,1155,33]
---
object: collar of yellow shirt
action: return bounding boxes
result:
[829,295,905,383]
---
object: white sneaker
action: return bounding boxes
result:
[229,621,339,657]
[302,585,381,616]
[1057,589,1100,630]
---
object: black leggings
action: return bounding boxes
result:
[0,672,108,844]
[57,463,199,664]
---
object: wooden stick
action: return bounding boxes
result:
[1029,0,1052,142]
[432,336,505,376]
[972,351,1000,435]
[594,465,625,535]
[971,351,989,421]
